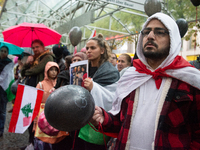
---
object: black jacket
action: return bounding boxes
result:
[54,70,70,89]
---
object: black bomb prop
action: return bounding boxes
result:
[176,18,188,38]
[190,0,200,7]
[144,0,161,17]
[44,85,95,132]
[69,26,82,47]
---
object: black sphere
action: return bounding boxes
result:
[44,85,95,132]
[69,26,82,47]
[190,0,200,7]
[144,0,161,17]
[176,18,188,38]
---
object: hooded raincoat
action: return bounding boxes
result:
[36,61,59,103]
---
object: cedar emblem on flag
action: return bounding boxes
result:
[21,103,33,127]
[9,84,44,133]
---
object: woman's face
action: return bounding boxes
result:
[72,56,82,63]
[0,47,8,59]
[117,55,130,72]
[86,40,104,63]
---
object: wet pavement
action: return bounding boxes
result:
[0,102,29,150]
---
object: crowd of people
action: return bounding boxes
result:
[0,12,200,150]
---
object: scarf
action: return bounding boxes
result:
[33,50,52,66]
[92,61,119,86]
[133,56,193,89]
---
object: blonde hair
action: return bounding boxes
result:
[88,33,111,67]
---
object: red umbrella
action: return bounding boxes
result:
[2,22,62,47]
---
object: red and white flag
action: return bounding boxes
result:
[9,84,43,134]
[89,29,96,39]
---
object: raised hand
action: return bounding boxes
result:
[83,77,93,92]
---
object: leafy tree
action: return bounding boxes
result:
[86,7,145,51]
[167,0,200,20]
[167,0,200,48]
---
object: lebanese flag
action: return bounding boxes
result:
[89,29,96,39]
[9,84,44,134]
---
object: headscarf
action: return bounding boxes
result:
[72,52,87,61]
[80,47,86,53]
[109,12,200,115]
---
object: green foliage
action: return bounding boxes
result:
[167,0,200,20]
[107,33,139,50]
[113,11,146,33]
[85,7,145,50]
[184,22,197,41]
[168,0,200,47]
[184,21,200,47]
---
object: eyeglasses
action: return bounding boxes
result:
[141,28,169,37]
[111,57,117,60]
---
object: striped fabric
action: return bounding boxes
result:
[9,84,43,133]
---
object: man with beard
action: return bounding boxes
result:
[91,13,200,150]
[21,39,55,86]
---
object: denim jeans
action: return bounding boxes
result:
[0,88,8,133]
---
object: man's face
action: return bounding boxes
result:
[110,54,117,66]
[32,42,45,57]
[142,19,170,61]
